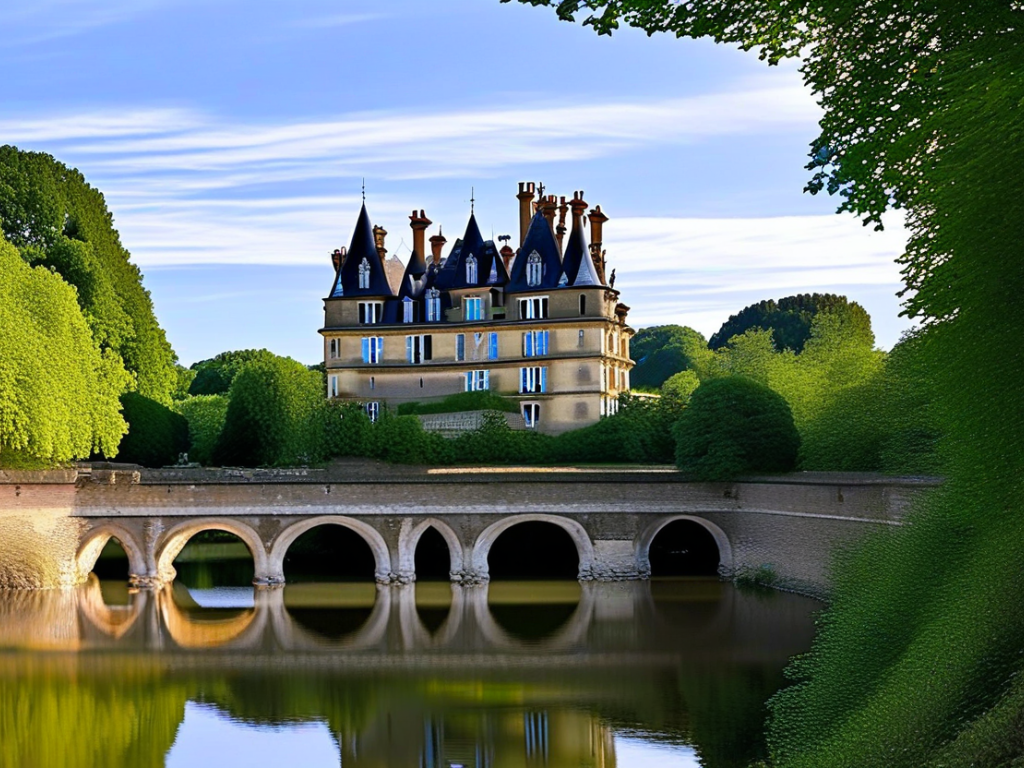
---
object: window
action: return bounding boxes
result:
[518,296,548,320]
[358,301,382,324]
[455,333,466,362]
[329,375,338,398]
[487,258,498,284]
[369,376,375,390]
[522,402,541,429]
[402,297,417,323]
[488,332,499,360]
[523,330,549,357]
[465,296,483,321]
[579,294,586,315]
[578,329,585,348]
[526,250,543,287]
[328,338,338,359]
[465,254,478,284]
[361,336,383,364]
[465,369,490,392]
[426,289,441,322]
[358,257,370,290]
[520,366,547,394]
[365,401,379,423]
[406,334,432,364]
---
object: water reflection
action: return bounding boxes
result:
[0,578,819,767]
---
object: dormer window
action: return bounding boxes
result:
[465,254,478,285]
[526,251,543,287]
[402,297,417,323]
[358,257,371,290]
[426,288,441,322]
[487,259,498,284]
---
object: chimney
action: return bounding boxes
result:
[409,209,432,260]
[429,228,447,266]
[569,190,588,225]
[372,225,388,261]
[331,247,346,272]
[500,244,515,272]
[540,195,558,237]
[555,195,569,255]
[516,182,535,246]
[588,204,609,283]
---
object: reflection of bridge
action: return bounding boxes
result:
[0,467,938,594]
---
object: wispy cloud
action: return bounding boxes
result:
[288,12,390,28]
[0,0,169,47]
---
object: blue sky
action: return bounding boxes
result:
[2,0,911,365]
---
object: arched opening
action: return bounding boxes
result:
[414,527,451,581]
[284,583,378,642]
[487,521,580,580]
[90,537,132,606]
[648,520,721,577]
[173,530,256,589]
[488,581,582,644]
[283,524,377,583]
[415,582,452,636]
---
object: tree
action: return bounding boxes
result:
[188,349,279,396]
[115,393,189,467]
[0,234,129,465]
[175,395,229,466]
[673,376,799,480]
[630,325,711,389]
[212,353,325,467]
[709,294,872,352]
[0,146,177,403]
[504,1,1024,765]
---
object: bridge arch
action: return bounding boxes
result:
[470,514,596,581]
[397,519,465,581]
[155,518,267,585]
[270,516,392,583]
[636,515,734,577]
[76,525,147,583]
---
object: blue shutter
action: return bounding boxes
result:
[465,372,472,392]
[540,331,548,355]
[361,337,369,363]
[540,367,547,393]
[376,337,383,363]
[520,367,527,393]
[523,332,532,357]
[489,333,498,360]
[406,336,413,363]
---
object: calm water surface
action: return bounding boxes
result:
[0,577,819,768]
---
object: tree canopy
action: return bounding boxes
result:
[0,234,129,464]
[188,349,280,396]
[709,294,872,352]
[0,146,177,403]
[629,324,711,389]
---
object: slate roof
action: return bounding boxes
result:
[329,204,394,298]
[559,214,602,288]
[506,210,563,293]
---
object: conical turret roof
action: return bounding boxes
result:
[507,210,563,293]
[329,204,394,298]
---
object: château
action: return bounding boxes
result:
[321,183,634,434]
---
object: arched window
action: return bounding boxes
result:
[465,254,478,285]
[487,258,498,284]
[526,251,543,287]
[579,294,586,316]
[358,257,371,289]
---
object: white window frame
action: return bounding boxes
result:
[358,257,371,290]
[464,296,483,322]
[522,402,541,429]
[465,369,490,392]
[426,289,441,322]
[361,336,384,364]
[329,375,338,398]
[465,254,478,285]
[358,301,383,325]
[402,297,416,323]
[455,333,466,362]
[328,338,338,359]
[526,251,543,287]
[523,330,549,357]
[406,334,432,364]
[519,366,547,394]
[518,296,548,320]
[366,401,380,423]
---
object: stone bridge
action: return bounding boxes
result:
[0,465,938,595]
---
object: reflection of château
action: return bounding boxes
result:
[321,183,635,433]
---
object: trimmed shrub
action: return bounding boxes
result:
[117,392,189,467]
[397,391,519,415]
[175,395,228,466]
[673,376,799,480]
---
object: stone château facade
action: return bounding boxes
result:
[320,183,634,434]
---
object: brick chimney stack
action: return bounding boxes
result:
[556,195,569,255]
[409,209,432,260]
[499,244,515,272]
[540,195,558,237]
[588,205,609,284]
[569,190,588,224]
[516,182,535,246]
[429,228,447,266]
[372,225,388,261]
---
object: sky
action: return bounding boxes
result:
[2,0,913,366]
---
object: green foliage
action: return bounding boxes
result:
[0,146,177,403]
[0,234,129,465]
[174,395,228,466]
[213,352,324,467]
[709,294,872,353]
[188,349,278,396]
[397,391,520,415]
[660,370,700,405]
[115,392,189,467]
[171,365,195,401]
[673,377,799,480]
[630,325,712,388]
[735,564,781,592]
